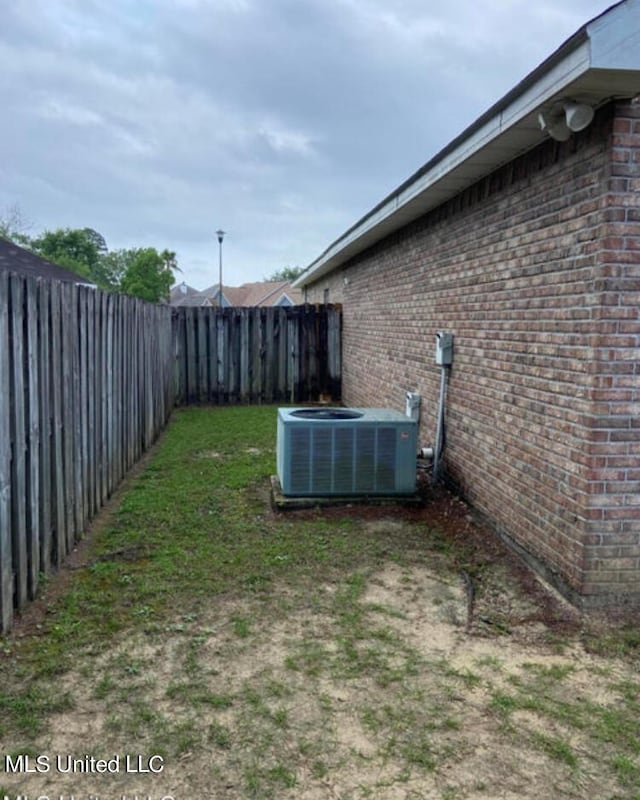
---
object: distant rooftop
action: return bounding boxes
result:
[170,280,303,307]
[0,237,96,286]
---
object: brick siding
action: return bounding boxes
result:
[305,100,640,606]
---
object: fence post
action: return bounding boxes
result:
[37,280,52,574]
[328,304,342,401]
[9,276,28,611]
[240,308,250,402]
[0,272,13,632]
[25,277,41,599]
[49,280,66,565]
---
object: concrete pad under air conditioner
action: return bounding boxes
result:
[270,475,423,511]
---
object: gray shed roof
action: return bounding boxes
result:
[0,237,95,286]
[296,0,640,288]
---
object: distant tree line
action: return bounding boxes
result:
[0,204,178,303]
[265,265,305,282]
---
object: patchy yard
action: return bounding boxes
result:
[1,406,639,800]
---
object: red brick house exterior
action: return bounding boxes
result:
[297,3,640,607]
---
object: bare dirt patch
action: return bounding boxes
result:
[2,500,639,800]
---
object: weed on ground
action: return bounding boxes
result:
[1,406,639,800]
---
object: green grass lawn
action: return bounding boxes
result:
[1,406,420,733]
[1,405,639,800]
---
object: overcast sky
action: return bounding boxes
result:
[1,0,614,290]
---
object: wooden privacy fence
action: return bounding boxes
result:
[1,284,342,632]
[0,273,175,632]
[173,304,342,406]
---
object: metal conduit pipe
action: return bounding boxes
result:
[432,364,449,485]
[432,332,453,485]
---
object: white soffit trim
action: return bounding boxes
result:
[296,0,640,288]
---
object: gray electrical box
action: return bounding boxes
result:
[435,332,453,365]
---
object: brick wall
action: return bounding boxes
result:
[305,100,640,606]
[581,100,640,603]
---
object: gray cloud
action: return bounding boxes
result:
[0,0,611,288]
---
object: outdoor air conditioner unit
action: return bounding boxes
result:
[276,407,418,496]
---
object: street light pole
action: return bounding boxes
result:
[216,229,226,307]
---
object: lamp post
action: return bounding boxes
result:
[216,229,226,306]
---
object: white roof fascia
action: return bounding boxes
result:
[295,0,640,289]
[398,44,591,207]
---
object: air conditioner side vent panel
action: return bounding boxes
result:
[277,408,417,497]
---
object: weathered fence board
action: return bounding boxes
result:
[173,304,342,406]
[10,277,28,611]
[26,278,40,599]
[49,281,65,566]
[0,274,175,632]
[37,281,52,574]
[61,283,75,553]
[0,273,12,631]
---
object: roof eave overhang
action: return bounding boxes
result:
[295,0,640,289]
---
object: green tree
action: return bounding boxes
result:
[2,211,179,299]
[266,265,304,282]
[93,248,139,291]
[32,227,104,282]
[119,248,178,303]
[81,227,108,257]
